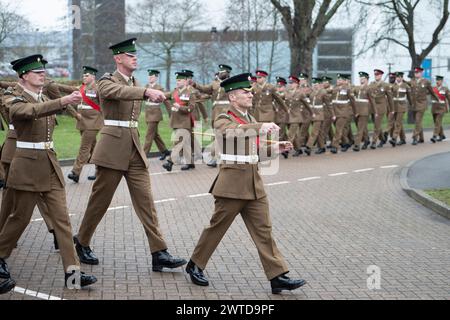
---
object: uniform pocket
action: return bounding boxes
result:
[101,126,122,138]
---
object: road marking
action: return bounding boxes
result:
[14,287,64,300]
[154,198,177,204]
[328,172,349,177]
[380,165,399,169]
[353,168,375,173]
[150,171,181,176]
[188,193,210,198]
[265,181,291,187]
[107,206,129,211]
[298,177,321,182]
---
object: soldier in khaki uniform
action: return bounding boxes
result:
[409,67,440,145]
[431,75,450,143]
[330,74,357,154]
[305,78,330,155]
[384,73,398,141]
[73,39,186,272]
[0,55,97,295]
[275,77,289,144]
[252,70,288,123]
[185,73,306,294]
[193,64,233,168]
[285,76,312,157]
[321,76,335,148]
[368,69,394,149]
[142,69,171,160]
[352,72,373,152]
[162,71,197,172]
[388,72,411,147]
[66,66,103,183]
[298,73,312,148]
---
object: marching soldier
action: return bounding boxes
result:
[185,73,306,294]
[368,69,394,149]
[192,64,233,168]
[321,76,335,148]
[142,69,171,160]
[74,39,186,272]
[67,66,103,183]
[409,67,440,145]
[431,75,450,143]
[298,73,312,148]
[330,74,357,154]
[0,55,97,295]
[162,71,197,172]
[305,78,330,155]
[389,72,412,147]
[275,77,289,144]
[252,70,288,123]
[285,76,312,157]
[385,73,398,141]
[352,72,373,152]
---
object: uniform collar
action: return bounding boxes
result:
[18,83,41,102]
[117,70,134,84]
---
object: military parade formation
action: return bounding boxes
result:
[0,36,449,297]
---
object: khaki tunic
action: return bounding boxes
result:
[409,78,440,112]
[252,82,288,122]
[368,81,394,114]
[431,86,450,114]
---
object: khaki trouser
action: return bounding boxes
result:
[276,123,289,142]
[72,130,98,176]
[0,171,78,271]
[332,117,352,148]
[0,163,4,181]
[321,117,334,146]
[287,123,301,150]
[386,112,395,137]
[167,129,196,165]
[77,148,168,253]
[355,116,369,146]
[191,196,289,281]
[412,111,425,141]
[299,121,310,147]
[372,113,386,144]
[143,121,168,154]
[346,120,354,145]
[433,113,445,137]
[0,164,53,233]
[306,121,324,149]
[392,112,406,140]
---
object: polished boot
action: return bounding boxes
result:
[0,180,4,190]
[159,150,171,161]
[270,275,307,294]
[397,139,406,146]
[186,260,209,286]
[431,136,437,143]
[207,159,217,168]
[181,164,196,171]
[315,148,326,155]
[383,132,389,143]
[377,142,384,148]
[0,258,11,279]
[65,271,97,289]
[412,139,418,146]
[162,160,174,172]
[330,147,338,154]
[87,175,96,181]
[49,230,59,250]
[0,258,16,295]
[152,250,187,272]
[292,149,303,157]
[73,236,99,265]
[281,151,289,159]
[353,145,360,152]
[370,143,377,150]
[68,172,79,183]
[362,140,370,150]
[389,139,397,148]
[304,147,311,156]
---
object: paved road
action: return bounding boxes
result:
[1,130,449,300]
[408,152,450,190]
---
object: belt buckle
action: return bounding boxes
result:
[44,142,51,149]
[250,155,259,163]
[130,120,137,128]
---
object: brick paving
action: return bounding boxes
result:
[1,130,449,300]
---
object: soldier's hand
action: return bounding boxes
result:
[61,91,82,106]
[278,141,294,153]
[261,123,280,134]
[145,88,166,103]
[76,113,82,121]
[332,116,337,122]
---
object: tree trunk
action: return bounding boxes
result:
[290,39,314,77]
[165,49,172,91]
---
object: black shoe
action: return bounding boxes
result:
[441,135,447,141]
[353,146,360,152]
[152,250,187,272]
[418,139,425,144]
[362,141,370,150]
[0,258,11,279]
[431,136,437,143]
[326,144,332,149]
[65,271,97,289]
[315,148,326,155]
[0,180,4,189]
[181,164,195,171]
[87,175,96,181]
[162,160,174,172]
[389,139,397,147]
[383,132,389,143]
[159,150,171,161]
[292,150,303,157]
[330,147,338,154]
[207,159,218,168]
[412,139,418,146]
[377,142,384,148]
[0,278,16,295]
[341,145,349,152]
[282,151,289,159]
[73,236,99,265]
[186,260,209,287]
[304,147,311,156]
[68,172,79,183]
[397,140,406,146]
[270,275,307,294]
[370,143,377,150]
[49,230,59,251]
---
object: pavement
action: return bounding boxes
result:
[407,152,450,190]
[1,130,450,300]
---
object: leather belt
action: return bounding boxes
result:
[104,120,139,128]
[17,141,54,150]
[312,105,323,109]
[213,101,230,106]
[145,102,161,107]
[333,100,350,105]
[355,99,369,103]
[78,105,93,110]
[394,97,407,101]
[220,154,259,164]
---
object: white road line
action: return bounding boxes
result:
[188,193,210,198]
[265,181,291,187]
[298,177,321,182]
[328,172,349,177]
[353,168,375,173]
[380,165,399,169]
[107,206,129,211]
[150,171,181,176]
[14,287,64,300]
[154,198,177,204]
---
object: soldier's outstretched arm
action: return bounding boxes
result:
[193,82,214,95]
[0,81,17,89]
[9,98,65,120]
[272,89,289,113]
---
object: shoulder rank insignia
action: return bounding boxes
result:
[99,73,113,81]
[11,96,26,104]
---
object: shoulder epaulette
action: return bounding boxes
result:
[99,73,113,81]
[3,89,13,95]
[216,113,231,120]
[11,96,26,104]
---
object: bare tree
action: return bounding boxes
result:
[270,0,347,76]
[128,0,203,90]
[357,0,449,71]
